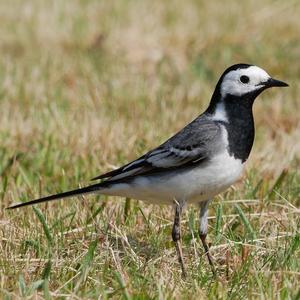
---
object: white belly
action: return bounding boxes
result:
[101,150,244,205]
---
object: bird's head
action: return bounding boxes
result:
[207,64,288,117]
[218,63,288,99]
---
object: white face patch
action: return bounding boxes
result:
[220,66,270,98]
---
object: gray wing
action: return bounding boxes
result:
[92,115,221,182]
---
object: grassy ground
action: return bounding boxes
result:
[0,0,300,298]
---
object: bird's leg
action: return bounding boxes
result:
[199,200,216,274]
[172,201,186,278]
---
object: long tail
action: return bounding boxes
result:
[6,183,104,209]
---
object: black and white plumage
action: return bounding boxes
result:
[7,64,288,277]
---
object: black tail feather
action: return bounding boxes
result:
[6,183,103,209]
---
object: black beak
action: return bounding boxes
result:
[264,78,289,88]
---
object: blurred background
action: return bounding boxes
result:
[0,0,299,298]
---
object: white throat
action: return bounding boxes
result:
[210,102,228,122]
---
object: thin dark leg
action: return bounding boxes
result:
[199,200,216,274]
[172,202,187,278]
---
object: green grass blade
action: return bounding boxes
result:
[235,204,256,240]
[87,204,105,224]
[18,274,26,297]
[251,178,263,198]
[293,286,300,300]
[268,169,288,200]
[41,260,52,300]
[51,211,76,229]
[33,206,53,247]
[42,260,52,280]
[283,234,300,266]
[114,271,131,300]
[81,240,98,272]
[74,239,98,290]
[27,280,44,296]
[43,279,51,300]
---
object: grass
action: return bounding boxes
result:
[0,0,300,298]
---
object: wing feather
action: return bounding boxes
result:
[92,115,221,182]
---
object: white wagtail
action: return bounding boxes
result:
[8,64,288,277]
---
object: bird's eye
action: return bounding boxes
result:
[240,75,250,84]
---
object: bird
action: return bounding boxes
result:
[7,63,288,278]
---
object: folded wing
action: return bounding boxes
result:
[92,116,221,182]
